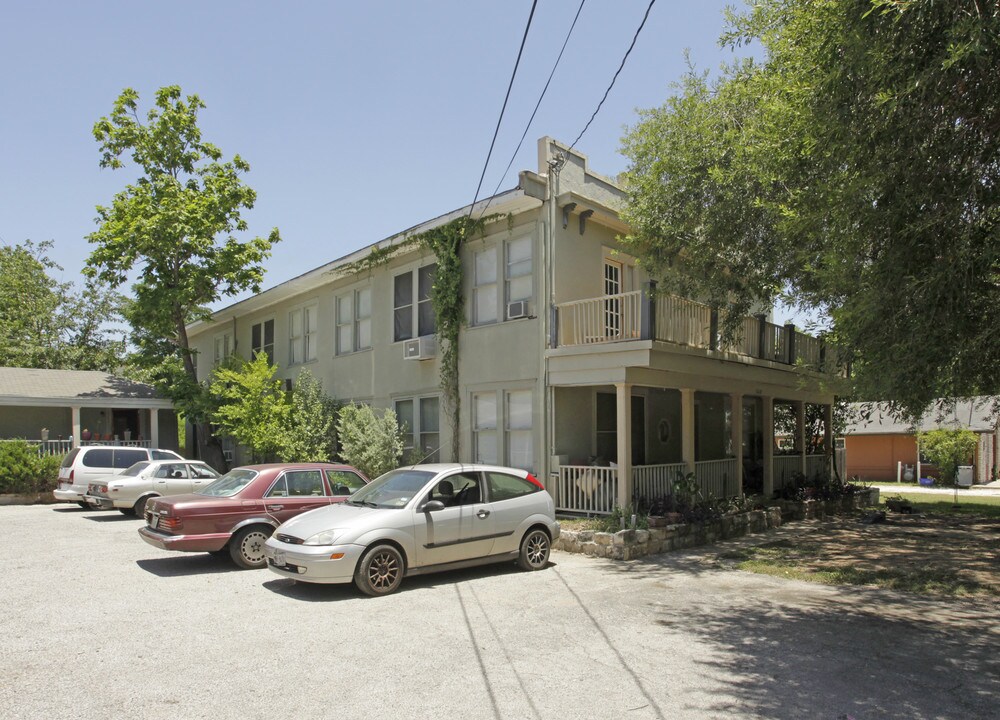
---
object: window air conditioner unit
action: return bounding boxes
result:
[403,336,437,360]
[507,300,529,320]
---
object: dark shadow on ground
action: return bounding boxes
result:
[50,506,91,513]
[84,512,139,523]
[136,554,242,577]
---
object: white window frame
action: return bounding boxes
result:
[473,246,498,326]
[505,236,533,316]
[336,287,371,355]
[213,332,232,366]
[470,388,534,471]
[250,318,275,361]
[394,395,441,463]
[289,302,318,365]
[393,264,437,342]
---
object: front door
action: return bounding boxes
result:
[262,469,332,525]
[153,462,193,495]
[414,471,494,566]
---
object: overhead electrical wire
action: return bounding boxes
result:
[467,0,539,219]
[566,0,657,153]
[477,0,588,218]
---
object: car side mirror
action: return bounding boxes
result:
[421,500,445,513]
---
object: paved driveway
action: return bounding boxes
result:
[1,505,997,720]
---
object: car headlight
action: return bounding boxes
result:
[303,530,341,546]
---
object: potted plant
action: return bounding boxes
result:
[40,428,49,441]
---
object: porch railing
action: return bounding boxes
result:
[805,454,828,480]
[15,439,74,457]
[632,462,688,502]
[694,458,740,498]
[554,291,848,376]
[556,291,643,346]
[773,455,802,491]
[554,465,618,515]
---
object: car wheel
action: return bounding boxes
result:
[355,544,404,596]
[229,526,272,569]
[77,502,89,510]
[132,496,153,519]
[517,528,550,571]
[118,508,134,516]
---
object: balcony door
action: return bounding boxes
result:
[604,260,623,338]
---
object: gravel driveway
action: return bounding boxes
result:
[2,505,997,720]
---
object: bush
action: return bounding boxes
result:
[0,441,62,494]
[336,404,404,480]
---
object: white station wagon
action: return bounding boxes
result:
[84,460,220,517]
[264,463,560,596]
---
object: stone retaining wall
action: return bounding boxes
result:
[555,490,879,561]
[0,493,60,506]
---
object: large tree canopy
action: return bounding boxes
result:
[620,0,999,418]
[0,239,123,371]
[87,86,279,462]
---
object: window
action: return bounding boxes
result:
[473,248,498,325]
[328,470,366,496]
[337,288,371,355]
[426,471,481,506]
[486,471,540,502]
[251,319,275,360]
[473,389,534,471]
[506,390,533,471]
[285,470,325,496]
[289,303,318,364]
[214,333,232,365]
[505,237,532,313]
[473,392,498,464]
[395,396,440,462]
[393,264,437,341]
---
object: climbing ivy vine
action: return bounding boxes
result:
[338,214,504,459]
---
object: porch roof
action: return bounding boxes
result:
[0,368,173,409]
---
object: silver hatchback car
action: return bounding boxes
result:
[264,463,560,596]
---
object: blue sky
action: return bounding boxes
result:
[1,1,800,320]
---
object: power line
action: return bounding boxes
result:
[478,0,588,219]
[468,0,539,219]
[567,0,656,153]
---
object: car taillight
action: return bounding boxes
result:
[525,472,545,490]
[159,517,182,531]
[69,469,74,481]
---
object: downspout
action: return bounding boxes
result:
[542,154,563,494]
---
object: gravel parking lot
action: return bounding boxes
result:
[2,504,997,720]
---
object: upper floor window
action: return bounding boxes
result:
[289,303,318,365]
[473,248,498,326]
[251,319,274,360]
[213,333,232,366]
[393,264,437,341]
[505,236,532,312]
[336,287,371,355]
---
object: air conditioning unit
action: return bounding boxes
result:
[507,300,529,320]
[403,336,437,360]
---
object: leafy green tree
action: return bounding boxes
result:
[917,428,978,485]
[0,240,124,370]
[279,371,338,462]
[86,86,280,465]
[336,404,403,480]
[620,1,1000,418]
[209,353,288,463]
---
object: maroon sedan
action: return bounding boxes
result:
[138,463,367,569]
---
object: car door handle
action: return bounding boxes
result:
[476,509,490,518]
[267,504,284,511]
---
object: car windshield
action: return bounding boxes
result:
[121,462,151,477]
[197,468,258,497]
[349,469,434,509]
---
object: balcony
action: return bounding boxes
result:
[554,290,846,374]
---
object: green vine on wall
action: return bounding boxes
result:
[339,214,504,459]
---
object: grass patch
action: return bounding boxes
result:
[879,492,1000,518]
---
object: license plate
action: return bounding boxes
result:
[149,514,159,529]
[273,551,285,566]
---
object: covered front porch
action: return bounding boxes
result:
[548,383,835,516]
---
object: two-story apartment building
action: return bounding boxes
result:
[188,137,843,514]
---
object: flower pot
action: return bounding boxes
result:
[40,429,49,441]
[81,429,92,441]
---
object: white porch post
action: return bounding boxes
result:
[149,409,160,448]
[71,406,82,449]
[615,383,633,509]
[796,401,807,476]
[824,403,834,480]
[681,388,696,474]
[730,393,743,494]
[762,396,774,497]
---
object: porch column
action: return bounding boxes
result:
[796,401,807,476]
[681,388,696,474]
[762,396,774,497]
[71,406,81,449]
[615,383,633,509]
[149,409,160,448]
[730,393,743,494]
[824,403,834,480]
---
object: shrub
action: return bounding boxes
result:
[336,404,404,480]
[0,441,62,494]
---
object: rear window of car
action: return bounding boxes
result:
[485,471,539,502]
[197,469,258,497]
[61,448,81,468]
[81,449,114,467]
[151,450,182,460]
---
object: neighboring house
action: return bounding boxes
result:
[187,137,843,513]
[843,398,998,484]
[0,367,178,454]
